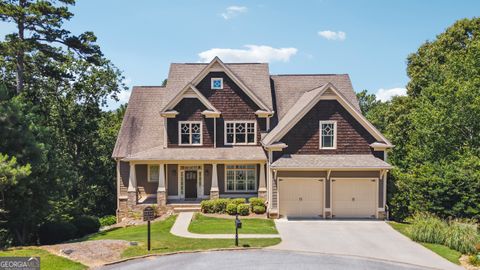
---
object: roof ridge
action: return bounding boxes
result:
[271,74,348,76]
[171,62,267,65]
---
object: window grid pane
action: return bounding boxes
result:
[226,165,256,192]
[321,123,335,148]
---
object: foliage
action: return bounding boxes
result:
[408,213,447,244]
[356,89,381,115]
[252,205,266,214]
[200,200,215,213]
[248,197,265,209]
[72,215,100,237]
[99,215,117,227]
[226,203,237,215]
[38,221,77,245]
[230,198,247,205]
[188,213,277,234]
[213,198,230,213]
[470,254,480,266]
[237,204,250,216]
[444,219,478,254]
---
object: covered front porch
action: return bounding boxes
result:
[117,147,268,215]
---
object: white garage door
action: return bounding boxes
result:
[332,178,377,218]
[279,178,324,219]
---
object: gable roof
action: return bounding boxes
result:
[271,154,392,169]
[262,83,393,147]
[271,74,360,120]
[162,83,219,112]
[162,57,273,112]
[112,86,166,158]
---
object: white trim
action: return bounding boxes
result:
[147,164,160,183]
[224,120,257,145]
[330,177,379,219]
[178,121,203,146]
[319,120,337,149]
[211,77,223,89]
[177,164,204,199]
[224,164,258,193]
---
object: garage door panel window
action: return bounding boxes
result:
[226,165,256,192]
[319,121,336,149]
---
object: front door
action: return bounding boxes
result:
[185,171,197,199]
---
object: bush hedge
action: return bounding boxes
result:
[230,198,246,205]
[39,221,78,245]
[237,203,250,216]
[252,205,266,214]
[73,215,101,237]
[201,200,215,213]
[226,203,237,215]
[249,197,265,209]
[99,215,117,227]
[213,198,230,213]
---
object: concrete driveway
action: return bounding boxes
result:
[270,219,462,270]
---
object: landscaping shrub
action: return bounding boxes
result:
[444,219,478,254]
[237,203,250,216]
[213,198,230,213]
[201,200,215,213]
[39,221,78,245]
[249,197,265,209]
[230,198,246,205]
[409,212,447,244]
[470,254,480,266]
[226,203,237,215]
[99,215,117,227]
[73,215,101,237]
[252,205,266,214]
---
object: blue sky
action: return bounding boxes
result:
[1,1,479,109]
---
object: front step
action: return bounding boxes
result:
[171,203,202,213]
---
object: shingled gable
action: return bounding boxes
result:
[161,83,219,113]
[262,83,393,147]
[161,57,273,113]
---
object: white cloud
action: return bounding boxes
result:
[376,87,407,102]
[221,6,247,20]
[198,45,298,63]
[318,30,346,41]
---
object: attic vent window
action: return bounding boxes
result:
[211,78,223,90]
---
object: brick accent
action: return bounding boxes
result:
[280,100,376,155]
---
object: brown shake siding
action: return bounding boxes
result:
[204,164,212,196]
[167,98,214,147]
[135,165,157,195]
[195,72,263,147]
[167,164,178,196]
[280,100,376,155]
[119,161,130,195]
[373,150,385,160]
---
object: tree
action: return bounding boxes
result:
[0,0,102,93]
[356,89,381,115]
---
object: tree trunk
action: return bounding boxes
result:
[16,0,26,94]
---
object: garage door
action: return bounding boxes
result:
[332,178,377,218]
[279,178,324,218]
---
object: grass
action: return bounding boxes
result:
[388,221,462,265]
[188,213,278,234]
[0,248,87,270]
[86,215,281,258]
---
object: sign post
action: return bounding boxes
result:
[143,206,155,251]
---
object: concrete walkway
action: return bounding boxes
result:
[170,212,280,239]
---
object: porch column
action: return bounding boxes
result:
[210,163,219,199]
[127,163,137,207]
[258,163,267,199]
[157,164,167,206]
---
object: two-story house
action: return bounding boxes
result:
[112,57,393,220]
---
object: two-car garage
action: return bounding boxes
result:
[278,177,378,219]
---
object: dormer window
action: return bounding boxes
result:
[319,120,337,149]
[179,121,202,146]
[211,78,223,90]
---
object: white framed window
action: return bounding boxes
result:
[319,120,337,149]
[225,164,256,192]
[179,121,202,146]
[224,121,256,145]
[211,78,223,89]
[148,164,159,182]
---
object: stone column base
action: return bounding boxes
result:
[258,188,267,199]
[127,191,136,208]
[157,190,166,206]
[210,188,219,199]
[324,210,332,219]
[377,211,387,220]
[267,209,279,219]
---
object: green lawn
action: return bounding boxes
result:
[86,215,281,258]
[0,248,86,270]
[388,222,462,265]
[188,213,278,234]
